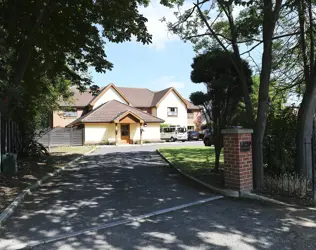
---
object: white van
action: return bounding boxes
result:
[160,126,188,142]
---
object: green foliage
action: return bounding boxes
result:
[189,92,210,106]
[160,124,170,129]
[190,48,253,170]
[235,76,288,127]
[190,49,253,127]
[1,0,153,92]
[164,0,263,54]
[263,105,298,175]
[159,146,224,171]
[101,140,115,146]
[0,0,158,156]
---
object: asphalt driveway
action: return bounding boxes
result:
[1,142,316,250]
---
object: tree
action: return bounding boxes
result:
[190,49,253,170]
[190,91,212,127]
[165,0,285,189]
[265,0,316,179]
[1,0,157,92]
[0,0,171,155]
[294,0,316,179]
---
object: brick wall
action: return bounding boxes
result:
[222,130,253,192]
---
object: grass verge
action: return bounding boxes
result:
[159,146,224,187]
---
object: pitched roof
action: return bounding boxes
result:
[151,88,171,107]
[61,84,192,108]
[89,83,130,106]
[59,87,95,107]
[66,100,164,127]
[185,100,201,110]
[117,87,155,107]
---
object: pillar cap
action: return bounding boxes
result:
[221,128,253,134]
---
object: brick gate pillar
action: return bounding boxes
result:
[221,129,253,193]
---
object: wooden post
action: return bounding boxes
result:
[48,130,52,152]
[140,123,143,145]
[70,127,73,146]
[115,123,118,145]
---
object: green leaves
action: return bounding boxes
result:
[0,0,160,154]
[190,91,211,106]
[2,0,154,91]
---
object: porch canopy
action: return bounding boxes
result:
[66,100,164,144]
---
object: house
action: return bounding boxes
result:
[51,83,201,144]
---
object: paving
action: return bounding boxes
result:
[0,141,316,250]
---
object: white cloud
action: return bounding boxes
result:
[138,0,193,50]
[136,1,246,50]
[152,76,186,89]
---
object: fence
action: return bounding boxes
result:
[37,127,83,147]
[0,113,21,172]
[260,131,316,202]
[0,114,21,155]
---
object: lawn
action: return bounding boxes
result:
[159,146,224,186]
[0,146,95,212]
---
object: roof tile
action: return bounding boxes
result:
[67,100,164,127]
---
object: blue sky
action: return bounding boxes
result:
[91,40,206,100]
[90,0,300,105]
[89,0,273,103]
[90,1,206,100]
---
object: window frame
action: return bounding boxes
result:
[167,107,178,117]
[63,110,77,118]
[187,126,195,131]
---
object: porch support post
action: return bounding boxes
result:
[140,123,143,145]
[115,123,118,145]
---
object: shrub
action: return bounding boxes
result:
[263,105,297,175]
[101,140,115,145]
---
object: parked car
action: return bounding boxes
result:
[160,126,188,142]
[199,128,209,140]
[203,129,214,146]
[188,131,200,141]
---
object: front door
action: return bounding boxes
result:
[121,124,130,144]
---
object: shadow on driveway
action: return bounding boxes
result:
[0,150,213,249]
[1,149,316,250]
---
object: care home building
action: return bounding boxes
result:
[51,83,201,145]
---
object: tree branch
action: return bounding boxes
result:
[240,41,263,55]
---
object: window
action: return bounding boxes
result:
[64,110,77,117]
[163,127,176,133]
[177,127,187,133]
[167,107,178,117]
[187,126,195,131]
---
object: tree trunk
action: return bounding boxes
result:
[252,0,282,190]
[214,145,221,171]
[296,83,316,180]
[12,2,49,87]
